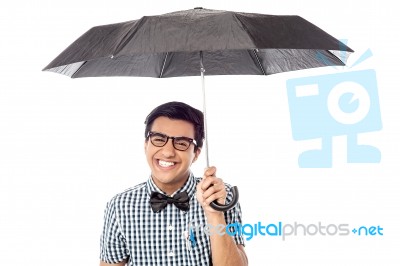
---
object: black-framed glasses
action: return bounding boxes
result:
[147,131,197,151]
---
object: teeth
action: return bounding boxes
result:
[159,160,175,167]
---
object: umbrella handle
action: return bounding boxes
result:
[210,186,239,212]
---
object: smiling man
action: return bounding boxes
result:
[99,101,248,266]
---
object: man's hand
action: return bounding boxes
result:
[196,167,248,266]
[196,166,227,215]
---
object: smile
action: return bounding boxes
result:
[158,160,176,168]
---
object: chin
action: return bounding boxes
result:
[153,170,187,185]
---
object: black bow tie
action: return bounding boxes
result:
[149,191,190,213]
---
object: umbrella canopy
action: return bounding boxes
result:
[43,7,353,78]
[43,8,353,211]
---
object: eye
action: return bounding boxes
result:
[150,133,167,145]
[174,138,190,148]
[153,136,165,142]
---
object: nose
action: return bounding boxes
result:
[161,138,176,157]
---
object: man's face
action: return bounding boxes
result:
[145,116,201,193]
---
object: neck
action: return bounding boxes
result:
[151,175,190,196]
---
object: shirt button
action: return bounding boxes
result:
[168,224,174,231]
[168,251,174,256]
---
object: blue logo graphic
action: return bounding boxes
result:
[189,227,197,247]
[286,50,382,168]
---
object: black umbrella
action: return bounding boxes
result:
[43,7,353,211]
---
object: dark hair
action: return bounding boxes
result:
[144,101,204,150]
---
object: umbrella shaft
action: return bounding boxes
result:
[200,51,239,213]
[200,51,210,168]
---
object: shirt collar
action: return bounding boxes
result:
[146,172,197,199]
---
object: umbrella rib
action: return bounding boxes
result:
[159,52,169,78]
[252,49,266,75]
[71,61,88,78]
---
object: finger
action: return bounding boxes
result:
[204,166,217,177]
[200,176,221,191]
[196,179,205,194]
[202,181,225,199]
[204,189,226,205]
[200,175,213,190]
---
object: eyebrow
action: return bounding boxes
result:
[150,131,194,139]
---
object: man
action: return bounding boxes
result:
[100,101,248,266]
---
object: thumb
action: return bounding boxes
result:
[204,166,217,177]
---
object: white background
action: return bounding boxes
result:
[1,0,399,265]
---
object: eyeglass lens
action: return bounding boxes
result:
[149,132,192,151]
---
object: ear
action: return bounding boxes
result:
[192,148,201,163]
[144,139,149,152]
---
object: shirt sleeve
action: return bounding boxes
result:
[224,184,245,246]
[100,198,129,263]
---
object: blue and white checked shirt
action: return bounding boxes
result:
[100,173,244,266]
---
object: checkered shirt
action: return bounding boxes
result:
[100,173,244,266]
